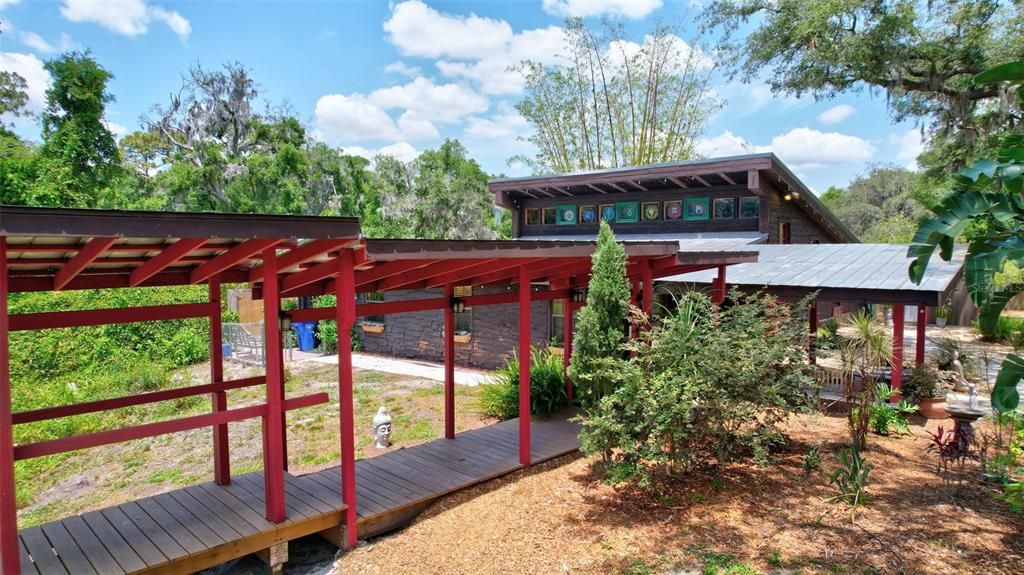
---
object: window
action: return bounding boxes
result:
[454,285,472,334]
[550,299,565,347]
[779,222,791,244]
[361,291,385,324]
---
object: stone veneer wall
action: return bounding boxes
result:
[358,285,554,369]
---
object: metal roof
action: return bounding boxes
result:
[663,244,966,305]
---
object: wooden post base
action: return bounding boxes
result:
[318,526,346,550]
[255,542,288,575]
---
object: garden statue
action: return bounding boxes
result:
[968,382,979,410]
[372,406,393,448]
[951,350,970,392]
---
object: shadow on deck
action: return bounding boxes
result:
[18,410,582,574]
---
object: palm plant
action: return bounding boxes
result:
[907,60,1024,414]
[839,310,894,449]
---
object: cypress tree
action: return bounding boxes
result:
[569,220,631,406]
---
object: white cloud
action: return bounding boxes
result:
[367,76,487,124]
[60,0,190,41]
[384,0,512,60]
[542,0,662,19]
[464,107,531,140]
[0,0,21,10]
[384,61,421,77]
[103,119,128,138]
[695,130,753,158]
[396,110,439,140]
[0,52,50,129]
[895,128,924,170]
[716,81,808,116]
[607,35,714,71]
[696,127,875,170]
[384,1,565,95]
[314,93,402,142]
[343,142,419,164]
[16,30,77,54]
[817,104,856,125]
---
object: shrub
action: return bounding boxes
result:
[479,347,567,420]
[862,383,916,436]
[578,291,816,486]
[815,317,841,350]
[825,445,871,517]
[901,363,942,403]
[568,221,631,407]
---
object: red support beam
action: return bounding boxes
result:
[210,279,230,485]
[129,238,208,287]
[13,394,326,461]
[470,258,582,287]
[0,237,19,575]
[9,302,217,331]
[12,376,265,425]
[190,238,281,285]
[916,305,927,367]
[281,258,344,296]
[424,258,543,289]
[9,269,250,293]
[712,265,727,305]
[354,260,439,289]
[518,266,531,467]
[641,260,653,316]
[808,301,818,365]
[249,239,353,282]
[261,246,287,523]
[892,304,905,401]
[373,259,486,292]
[444,284,455,439]
[559,280,574,403]
[335,251,359,548]
[54,237,118,290]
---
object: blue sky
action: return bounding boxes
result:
[1,0,924,193]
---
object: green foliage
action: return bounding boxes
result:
[901,363,942,404]
[865,384,916,436]
[479,347,567,420]
[568,221,631,407]
[578,290,815,487]
[907,60,1024,412]
[515,19,718,172]
[696,550,761,575]
[825,445,871,517]
[818,166,928,242]
[703,0,1023,173]
[977,315,1024,344]
[803,444,822,473]
[815,317,840,350]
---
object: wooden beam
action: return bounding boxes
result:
[668,176,689,189]
[190,239,281,285]
[747,169,763,196]
[355,260,439,289]
[586,184,608,194]
[551,186,572,196]
[9,302,217,331]
[54,237,118,290]
[694,175,712,187]
[129,238,208,287]
[606,182,629,193]
[249,239,352,282]
[628,180,647,191]
[719,173,736,185]
[281,258,343,295]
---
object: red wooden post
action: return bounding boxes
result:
[261,247,286,523]
[563,287,574,403]
[808,300,818,365]
[892,304,905,400]
[443,284,456,439]
[0,237,21,575]
[336,251,359,548]
[518,266,532,466]
[210,279,230,485]
[712,265,726,305]
[641,260,653,316]
[916,305,927,367]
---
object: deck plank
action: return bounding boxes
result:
[39,521,97,575]
[80,510,148,573]
[151,492,225,547]
[133,498,206,555]
[196,482,276,533]
[167,489,251,539]
[116,501,189,562]
[20,526,67,575]
[180,485,260,537]
[98,507,168,568]
[229,473,313,521]
[61,515,125,574]
[19,534,39,575]
[358,458,438,499]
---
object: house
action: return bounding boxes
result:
[358,153,926,369]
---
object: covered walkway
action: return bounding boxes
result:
[0,206,755,573]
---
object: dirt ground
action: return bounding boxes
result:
[333,413,1023,575]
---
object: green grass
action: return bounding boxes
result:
[697,550,762,575]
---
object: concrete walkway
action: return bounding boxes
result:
[307,351,493,386]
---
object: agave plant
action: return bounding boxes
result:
[907,60,1024,413]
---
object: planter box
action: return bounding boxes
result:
[361,322,385,334]
[454,333,472,344]
[918,397,949,419]
[548,346,565,355]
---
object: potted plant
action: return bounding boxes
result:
[935,305,951,327]
[902,363,949,419]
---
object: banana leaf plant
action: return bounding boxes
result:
[907,60,1024,413]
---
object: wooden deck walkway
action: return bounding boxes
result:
[18,411,581,574]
